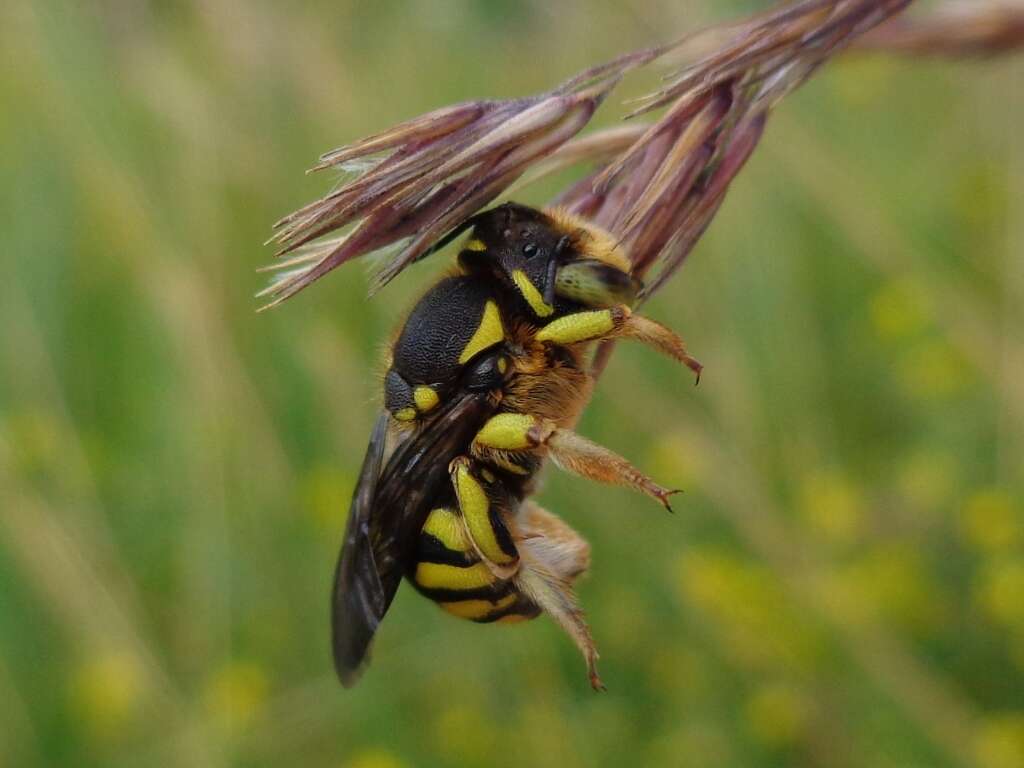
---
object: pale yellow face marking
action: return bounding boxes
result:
[464,238,487,252]
[413,385,440,412]
[414,561,494,591]
[536,309,616,346]
[511,270,554,317]
[458,300,505,364]
[497,357,508,375]
[440,593,516,620]
[394,407,417,422]
[422,507,468,552]
[453,462,515,566]
[474,413,538,451]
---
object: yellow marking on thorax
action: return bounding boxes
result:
[453,463,516,566]
[458,300,505,364]
[464,238,487,252]
[511,271,554,317]
[414,561,495,591]
[536,309,616,346]
[474,413,538,451]
[422,507,469,552]
[440,593,516,620]
[414,385,440,412]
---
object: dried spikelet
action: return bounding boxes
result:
[263,0,920,310]
[858,0,1024,57]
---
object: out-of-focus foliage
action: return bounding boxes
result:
[1,2,1021,768]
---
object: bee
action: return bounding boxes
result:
[332,203,701,690]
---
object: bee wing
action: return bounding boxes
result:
[331,392,495,687]
[331,411,391,687]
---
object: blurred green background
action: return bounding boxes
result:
[2,1,1022,767]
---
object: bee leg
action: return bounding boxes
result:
[471,413,677,511]
[544,428,679,511]
[470,413,554,475]
[513,501,604,691]
[536,305,702,382]
[449,457,521,580]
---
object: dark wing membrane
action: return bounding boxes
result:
[331,412,390,687]
[331,392,495,686]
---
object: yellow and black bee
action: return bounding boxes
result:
[333,203,701,690]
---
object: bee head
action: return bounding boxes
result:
[461,203,570,318]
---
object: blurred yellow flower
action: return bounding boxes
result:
[302,464,356,533]
[67,651,143,741]
[869,279,932,343]
[646,722,734,768]
[432,704,499,765]
[975,559,1024,628]
[897,449,958,512]
[202,660,269,735]
[960,489,1022,553]
[897,339,972,400]
[346,748,408,768]
[835,544,944,632]
[799,469,864,545]
[953,163,1007,234]
[975,713,1024,768]
[675,549,822,672]
[67,651,143,742]
[5,409,62,476]
[744,681,810,748]
[644,432,707,492]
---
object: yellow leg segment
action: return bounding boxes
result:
[472,409,676,510]
[536,305,702,382]
[535,307,621,345]
[450,457,519,576]
[472,413,539,451]
[470,413,555,475]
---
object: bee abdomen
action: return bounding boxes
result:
[411,506,539,624]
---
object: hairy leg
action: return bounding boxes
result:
[470,413,678,510]
[511,501,604,690]
[535,305,702,382]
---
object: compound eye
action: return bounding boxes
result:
[465,350,511,392]
[522,243,538,259]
